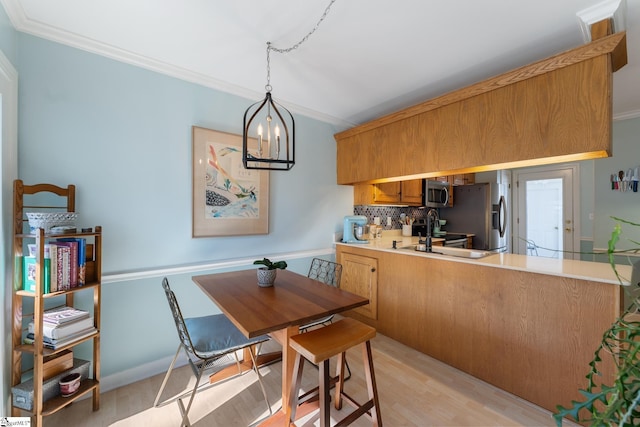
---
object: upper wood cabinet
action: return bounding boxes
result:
[353,179,423,205]
[452,174,475,186]
[335,32,627,185]
[373,182,401,203]
[399,179,423,204]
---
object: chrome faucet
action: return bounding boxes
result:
[425,208,439,252]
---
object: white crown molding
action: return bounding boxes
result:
[0,0,26,29]
[576,0,626,42]
[3,0,636,130]
[0,0,353,129]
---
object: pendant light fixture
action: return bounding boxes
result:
[243,43,295,171]
[243,0,337,171]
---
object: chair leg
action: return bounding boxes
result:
[177,360,208,427]
[319,359,331,427]
[289,353,306,424]
[334,352,346,410]
[344,357,352,381]
[153,345,182,408]
[247,344,272,415]
[362,340,382,426]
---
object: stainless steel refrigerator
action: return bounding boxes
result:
[442,183,509,252]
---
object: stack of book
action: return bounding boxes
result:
[25,306,96,350]
[23,238,87,293]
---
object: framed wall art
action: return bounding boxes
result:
[192,126,269,237]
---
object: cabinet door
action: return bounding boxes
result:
[353,183,375,205]
[373,182,401,203]
[453,173,475,185]
[400,179,423,205]
[340,252,378,320]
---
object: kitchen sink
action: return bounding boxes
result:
[398,245,495,259]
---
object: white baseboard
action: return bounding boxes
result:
[99,352,189,394]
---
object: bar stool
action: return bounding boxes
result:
[288,317,382,426]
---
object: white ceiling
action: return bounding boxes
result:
[2,0,639,129]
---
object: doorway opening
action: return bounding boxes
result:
[512,164,580,259]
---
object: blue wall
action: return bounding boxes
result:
[592,117,640,265]
[16,34,353,274]
[6,30,354,389]
[594,117,640,247]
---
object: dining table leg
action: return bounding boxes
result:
[272,325,299,418]
[260,324,327,426]
[256,325,300,426]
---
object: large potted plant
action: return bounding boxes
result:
[554,218,640,426]
[253,257,287,287]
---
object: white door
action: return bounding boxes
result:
[512,164,579,259]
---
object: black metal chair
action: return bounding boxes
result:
[154,278,271,426]
[299,258,343,333]
[298,258,352,381]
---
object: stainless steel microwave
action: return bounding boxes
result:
[424,180,450,208]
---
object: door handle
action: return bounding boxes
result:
[371,268,376,272]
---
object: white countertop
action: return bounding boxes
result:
[337,230,632,286]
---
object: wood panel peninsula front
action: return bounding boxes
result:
[336,236,631,415]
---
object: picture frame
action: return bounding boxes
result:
[192,126,269,237]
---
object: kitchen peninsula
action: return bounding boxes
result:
[333,22,630,417]
[335,233,631,415]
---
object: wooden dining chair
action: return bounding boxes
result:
[289,317,382,427]
[154,278,271,426]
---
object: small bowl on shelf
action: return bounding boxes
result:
[26,212,78,233]
[59,373,81,397]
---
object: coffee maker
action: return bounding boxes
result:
[342,215,369,244]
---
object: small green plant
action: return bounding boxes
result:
[253,258,287,270]
[554,217,640,426]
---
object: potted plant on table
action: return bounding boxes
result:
[554,218,640,426]
[253,257,288,287]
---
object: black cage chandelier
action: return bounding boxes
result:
[242,0,337,171]
[243,43,295,171]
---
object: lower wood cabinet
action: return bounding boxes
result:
[337,251,378,320]
[335,244,622,415]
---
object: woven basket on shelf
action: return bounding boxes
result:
[26,212,78,233]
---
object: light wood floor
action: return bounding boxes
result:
[43,331,579,427]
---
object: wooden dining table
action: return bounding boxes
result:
[192,268,369,424]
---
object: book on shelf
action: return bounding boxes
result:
[24,327,97,349]
[53,240,78,288]
[28,316,94,340]
[42,306,90,325]
[22,256,50,293]
[27,243,51,258]
[57,238,86,286]
[49,244,58,292]
[45,243,71,291]
[21,238,88,292]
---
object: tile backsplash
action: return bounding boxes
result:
[353,205,427,230]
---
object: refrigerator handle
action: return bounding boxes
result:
[498,195,506,238]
